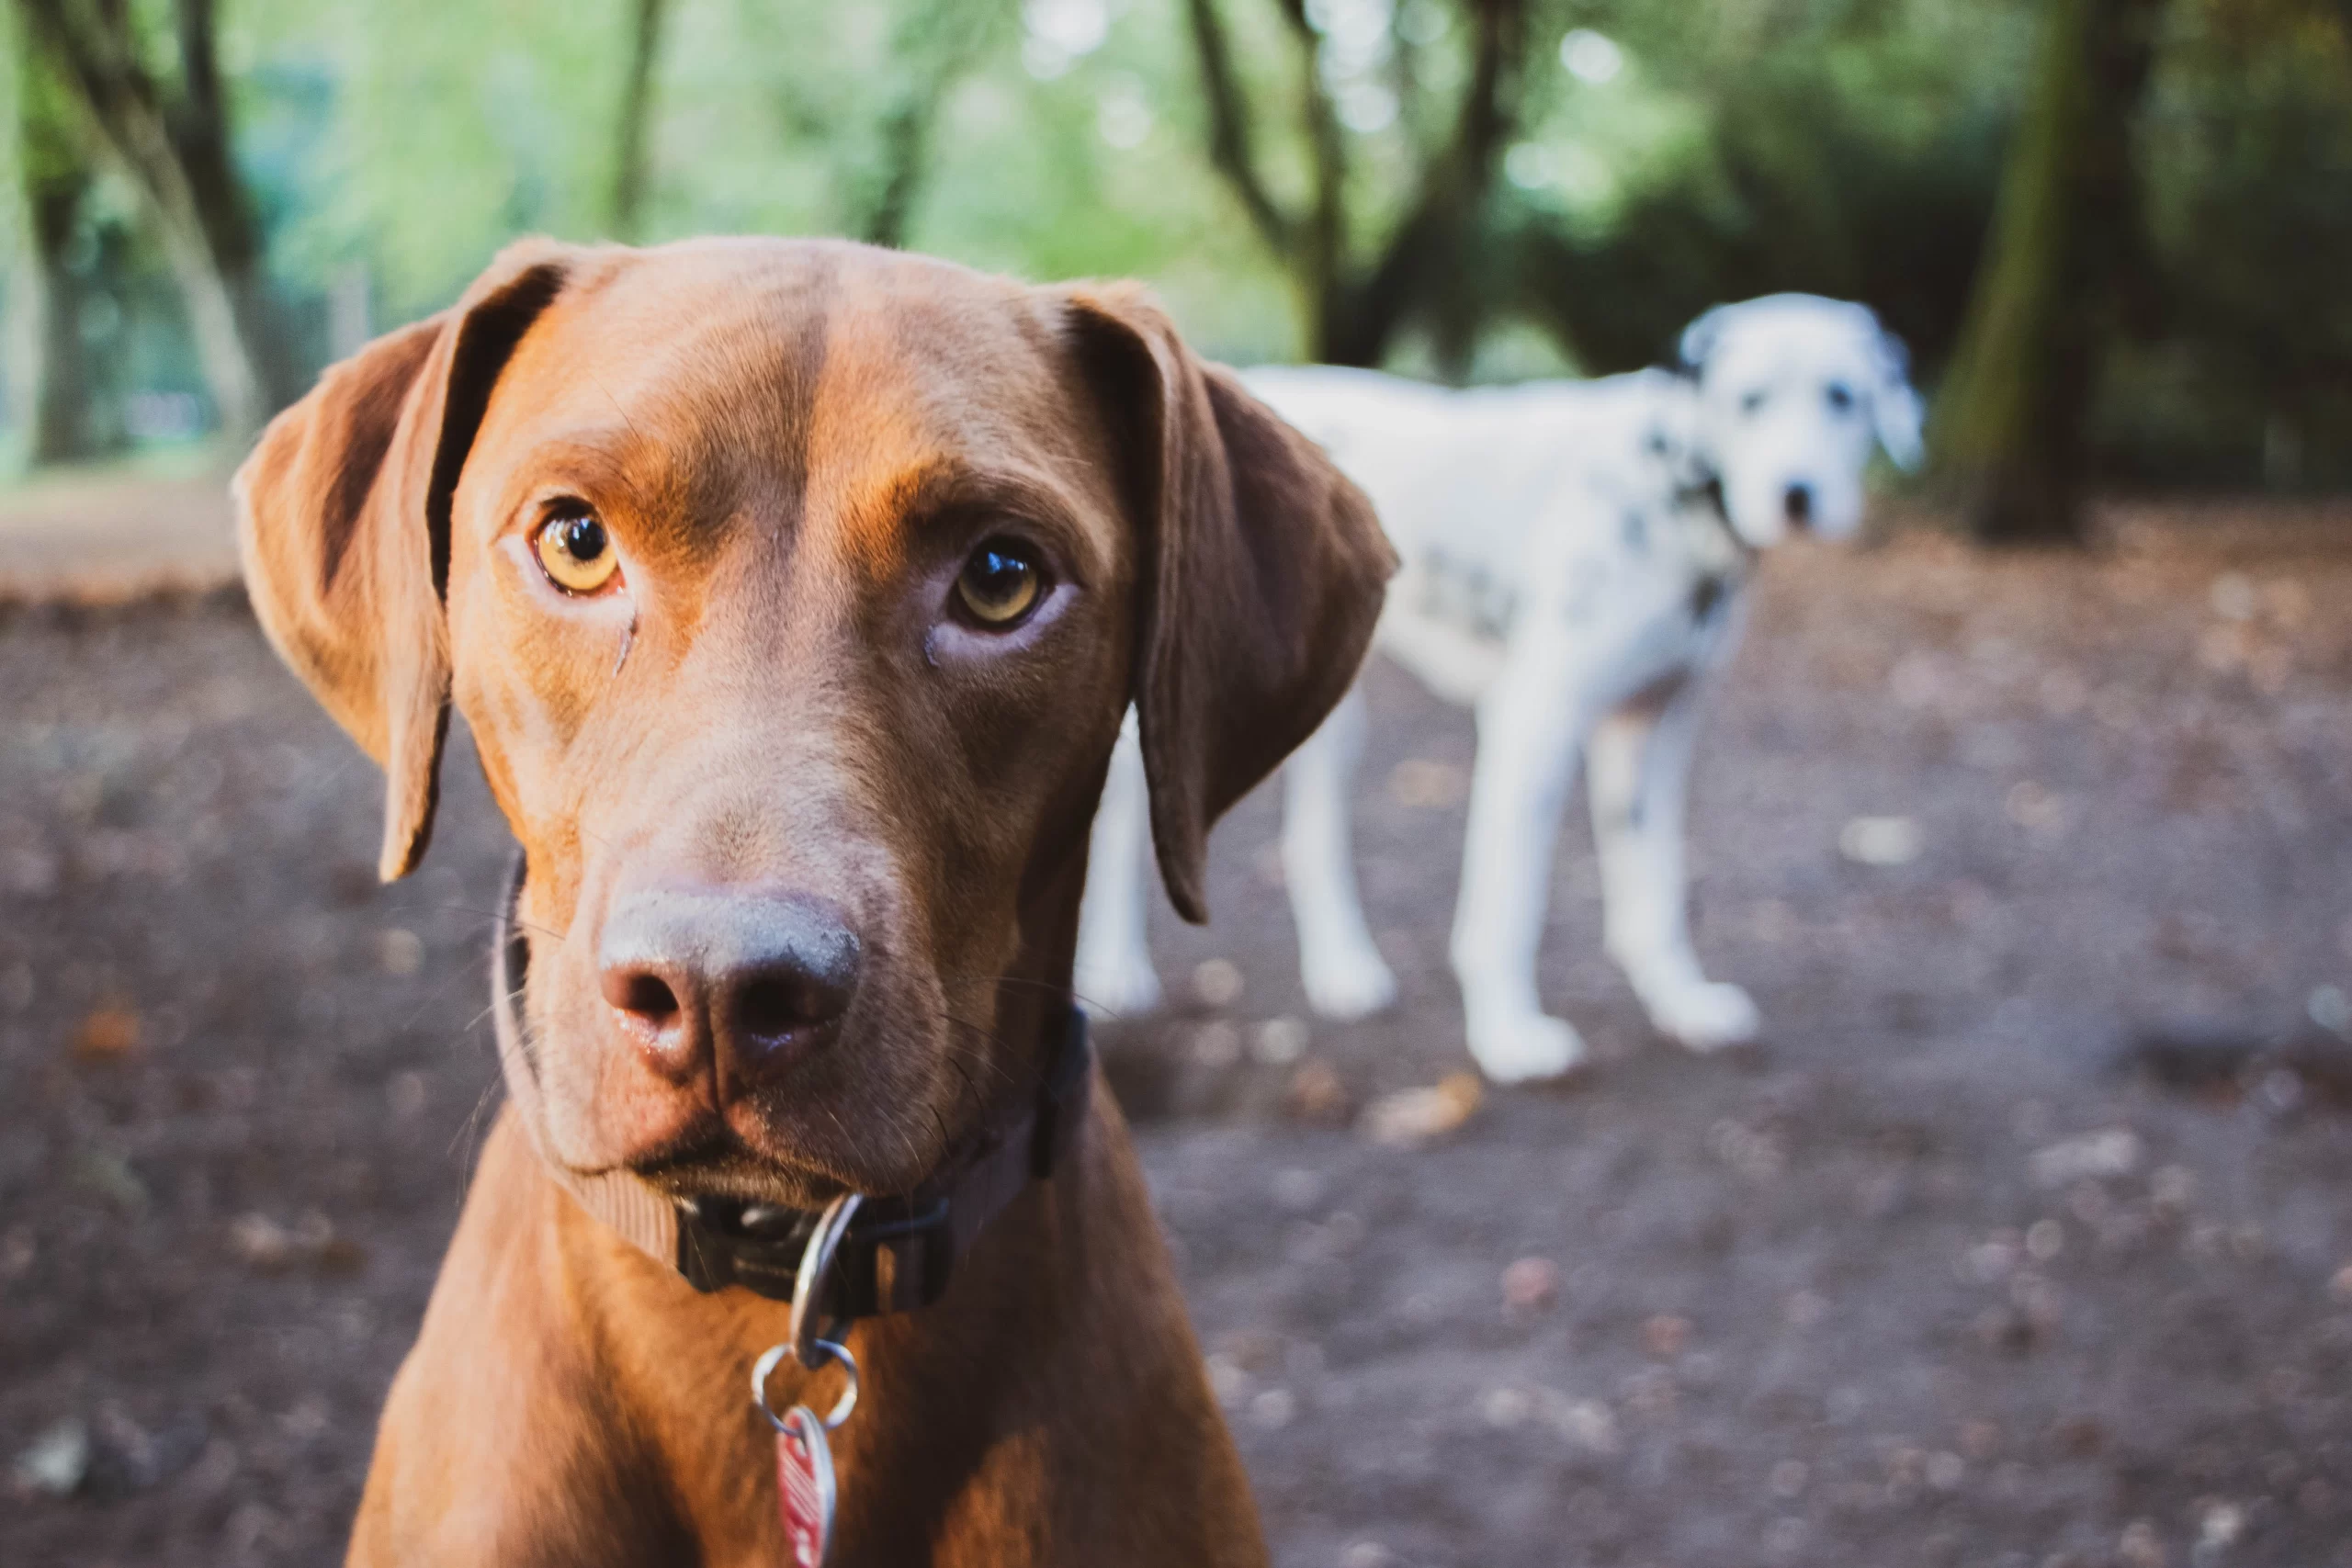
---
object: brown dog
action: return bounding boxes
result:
[234,236,1393,1564]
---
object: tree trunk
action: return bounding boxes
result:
[1932,0,2161,544]
[16,0,280,444]
[9,39,118,463]
[1183,0,1525,371]
[609,0,667,240]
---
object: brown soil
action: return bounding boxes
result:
[4,502,2350,1568]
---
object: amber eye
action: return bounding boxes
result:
[956,539,1043,626]
[534,511,619,594]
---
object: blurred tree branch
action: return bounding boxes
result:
[15,0,285,441]
[1183,0,1525,367]
[846,0,1006,249]
[609,0,669,240]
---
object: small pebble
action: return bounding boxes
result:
[1501,1257,1560,1314]
[2117,1518,2165,1568]
[1249,1387,1295,1429]
[1192,959,1243,1009]
[1271,1168,1325,1213]
[378,928,424,976]
[1479,1386,1532,1428]
[1192,1022,1241,1069]
[1251,1016,1309,1066]
[10,1418,90,1497]
[1839,816,1921,866]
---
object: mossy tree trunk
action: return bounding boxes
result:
[607,0,668,241]
[17,0,287,446]
[1932,0,2163,544]
[9,39,121,464]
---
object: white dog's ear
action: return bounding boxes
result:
[1867,318,1925,472]
[1678,303,1734,374]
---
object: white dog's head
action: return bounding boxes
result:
[1679,294,1923,547]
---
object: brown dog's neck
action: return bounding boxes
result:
[515,1075,1261,1566]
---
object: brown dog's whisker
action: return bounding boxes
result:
[448,1075,508,1170]
[933,968,1131,1021]
[933,1020,1026,1090]
[432,903,568,944]
[395,949,493,1035]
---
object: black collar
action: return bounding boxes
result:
[491,855,1091,1318]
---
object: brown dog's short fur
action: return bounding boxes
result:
[235,237,1393,1564]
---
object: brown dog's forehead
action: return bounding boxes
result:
[465,239,1107,559]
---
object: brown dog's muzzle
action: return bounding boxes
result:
[597,883,863,1094]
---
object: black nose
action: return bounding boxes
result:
[598,886,860,1088]
[1782,483,1814,528]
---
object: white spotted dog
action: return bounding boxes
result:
[1076,294,1923,1081]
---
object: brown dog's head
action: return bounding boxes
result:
[237,238,1392,1205]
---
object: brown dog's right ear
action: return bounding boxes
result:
[234,240,575,881]
[1059,285,1397,923]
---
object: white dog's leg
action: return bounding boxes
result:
[1282,685,1396,1021]
[1450,647,1597,1082]
[1587,678,1759,1051]
[1073,710,1163,1016]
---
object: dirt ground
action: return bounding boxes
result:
[4,502,2351,1568]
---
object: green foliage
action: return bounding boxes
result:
[3,0,2349,487]
[2122,0,2352,484]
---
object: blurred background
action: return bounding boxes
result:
[4,2,2352,1566]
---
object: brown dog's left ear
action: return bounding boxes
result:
[234,240,577,881]
[1059,285,1396,923]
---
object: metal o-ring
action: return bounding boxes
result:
[751,1337,860,1433]
[789,1192,863,1369]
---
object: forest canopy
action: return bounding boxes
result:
[5,0,2349,494]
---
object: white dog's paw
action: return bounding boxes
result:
[1300,941,1397,1021]
[1464,1009,1589,1084]
[1074,952,1164,1019]
[1649,981,1761,1053]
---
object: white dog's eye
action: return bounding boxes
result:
[1826,382,1856,415]
[1739,389,1768,417]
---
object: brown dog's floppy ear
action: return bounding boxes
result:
[234,240,575,881]
[1061,285,1396,923]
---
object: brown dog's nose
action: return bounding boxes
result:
[597,886,860,1087]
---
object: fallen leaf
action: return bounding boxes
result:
[1362,1073,1481,1147]
[71,1006,141,1062]
[1284,1059,1351,1124]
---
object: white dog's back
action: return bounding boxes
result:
[1239,365,1694,591]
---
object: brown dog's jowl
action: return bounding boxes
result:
[233,236,1393,1564]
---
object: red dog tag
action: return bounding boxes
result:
[775,1404,837,1567]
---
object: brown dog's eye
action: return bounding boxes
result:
[534,511,619,595]
[956,540,1042,626]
